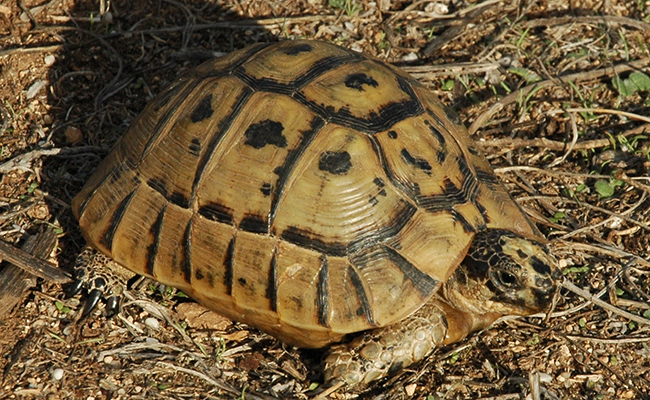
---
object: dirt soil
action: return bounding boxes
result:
[1,0,650,399]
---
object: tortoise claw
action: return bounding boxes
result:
[82,288,104,317]
[62,279,85,297]
[105,296,121,318]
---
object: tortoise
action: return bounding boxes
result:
[70,39,560,386]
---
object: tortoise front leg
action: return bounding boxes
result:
[322,299,452,386]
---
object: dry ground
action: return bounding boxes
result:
[1,0,650,399]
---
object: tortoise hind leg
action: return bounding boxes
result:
[63,247,135,317]
[323,300,449,386]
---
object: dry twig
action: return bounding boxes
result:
[561,280,650,327]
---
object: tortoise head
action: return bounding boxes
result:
[444,228,560,316]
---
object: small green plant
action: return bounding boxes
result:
[55,301,71,314]
[567,81,599,122]
[27,182,38,193]
[526,333,540,346]
[516,84,543,118]
[441,79,455,91]
[238,384,248,400]
[567,48,589,59]
[377,31,389,50]
[214,336,227,361]
[328,0,361,16]
[613,71,650,97]
[509,67,541,83]
[549,211,565,223]
[512,27,531,48]
[562,265,590,275]
[594,178,624,198]
[617,134,648,153]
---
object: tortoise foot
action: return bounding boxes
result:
[64,247,134,317]
[322,301,448,386]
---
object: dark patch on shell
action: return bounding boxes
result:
[244,119,287,149]
[348,266,375,326]
[316,255,330,327]
[266,250,278,312]
[318,151,352,175]
[401,148,432,175]
[100,189,136,251]
[344,73,379,91]
[195,269,204,280]
[169,192,190,209]
[224,237,236,295]
[280,226,347,257]
[191,94,214,123]
[283,43,313,55]
[145,205,166,276]
[189,138,201,156]
[424,119,446,146]
[198,202,234,225]
[180,218,193,284]
[260,182,272,196]
[239,214,268,234]
[442,104,463,126]
[147,178,168,197]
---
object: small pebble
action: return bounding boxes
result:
[44,54,56,66]
[145,317,160,330]
[103,356,114,364]
[539,372,553,383]
[405,383,417,396]
[64,126,83,145]
[402,52,418,62]
[26,80,47,99]
[52,368,64,380]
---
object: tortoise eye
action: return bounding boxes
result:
[497,271,517,287]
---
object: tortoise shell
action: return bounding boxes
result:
[72,40,542,348]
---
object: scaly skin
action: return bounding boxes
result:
[322,295,503,385]
[323,300,449,385]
